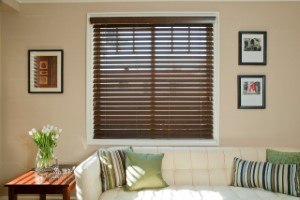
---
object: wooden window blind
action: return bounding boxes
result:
[91,17,215,139]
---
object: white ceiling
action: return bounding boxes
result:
[16,0,300,3]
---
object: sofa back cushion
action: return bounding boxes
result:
[132,147,300,187]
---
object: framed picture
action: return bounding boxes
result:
[239,31,267,65]
[28,50,63,93]
[238,75,266,109]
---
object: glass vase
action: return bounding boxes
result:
[35,149,58,174]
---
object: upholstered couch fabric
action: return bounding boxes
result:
[99,186,299,200]
[75,147,300,200]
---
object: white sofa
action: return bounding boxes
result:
[75,147,300,200]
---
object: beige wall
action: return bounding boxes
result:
[1,1,300,194]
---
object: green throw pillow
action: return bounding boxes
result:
[124,151,168,191]
[267,149,300,164]
[267,148,300,196]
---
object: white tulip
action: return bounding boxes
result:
[32,128,37,133]
[28,131,33,136]
[55,134,59,139]
[42,128,50,134]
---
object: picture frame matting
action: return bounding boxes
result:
[28,49,63,93]
[238,31,267,65]
[238,75,266,109]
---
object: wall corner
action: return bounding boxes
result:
[0,0,20,12]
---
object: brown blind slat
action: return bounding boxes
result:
[95,93,213,97]
[93,69,213,74]
[93,83,213,88]
[91,17,214,139]
[94,101,213,106]
[94,47,214,52]
[94,119,213,124]
[93,130,213,139]
[94,108,213,113]
[94,73,213,78]
[94,115,213,121]
[93,79,213,84]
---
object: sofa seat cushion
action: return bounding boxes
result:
[99,186,299,200]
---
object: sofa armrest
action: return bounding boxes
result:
[75,152,102,200]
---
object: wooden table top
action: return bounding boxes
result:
[5,170,75,187]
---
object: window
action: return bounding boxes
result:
[87,14,219,145]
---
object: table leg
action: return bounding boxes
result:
[63,188,70,200]
[8,187,17,200]
[39,193,46,200]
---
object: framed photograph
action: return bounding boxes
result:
[28,50,63,93]
[239,31,267,65]
[238,75,266,109]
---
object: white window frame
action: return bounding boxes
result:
[86,12,220,146]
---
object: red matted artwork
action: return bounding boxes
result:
[28,50,63,93]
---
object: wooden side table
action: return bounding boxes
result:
[5,167,76,200]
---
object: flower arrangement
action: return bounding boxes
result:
[29,124,62,170]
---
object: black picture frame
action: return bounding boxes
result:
[238,75,266,109]
[28,49,64,93]
[239,31,267,65]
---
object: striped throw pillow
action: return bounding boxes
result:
[232,157,300,197]
[97,148,131,192]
